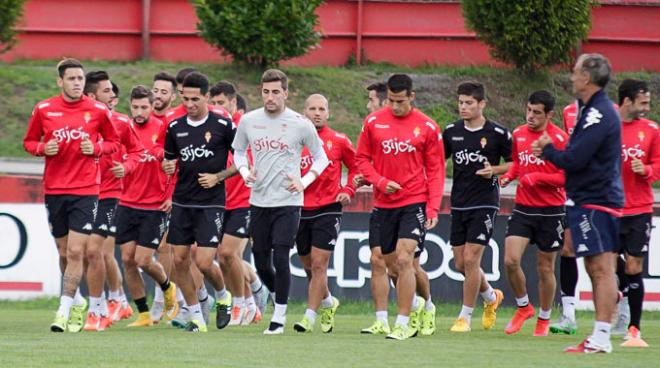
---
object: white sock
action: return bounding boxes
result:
[321,294,334,308]
[411,294,420,310]
[57,296,74,319]
[459,305,473,324]
[89,296,102,314]
[272,303,287,324]
[197,285,209,302]
[108,289,121,301]
[234,296,246,308]
[176,287,185,303]
[561,296,576,320]
[376,310,388,324]
[304,309,317,324]
[74,288,85,306]
[246,296,256,310]
[215,288,228,301]
[425,296,435,311]
[154,286,164,303]
[120,293,129,308]
[539,309,551,320]
[189,303,205,325]
[481,286,496,304]
[250,279,263,293]
[395,314,409,327]
[516,295,530,307]
[591,321,611,345]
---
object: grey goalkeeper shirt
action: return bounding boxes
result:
[232,107,328,207]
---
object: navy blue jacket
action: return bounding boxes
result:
[542,89,624,209]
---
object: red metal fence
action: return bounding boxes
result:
[3,0,660,71]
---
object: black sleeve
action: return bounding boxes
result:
[164,122,178,160]
[501,129,513,162]
[442,128,452,160]
[223,116,237,153]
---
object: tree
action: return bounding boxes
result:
[192,0,324,68]
[462,0,594,71]
[0,0,27,54]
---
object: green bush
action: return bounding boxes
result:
[0,0,26,54]
[461,0,593,71]
[192,0,324,68]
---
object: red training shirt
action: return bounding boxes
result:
[224,112,251,210]
[99,112,144,199]
[621,118,660,215]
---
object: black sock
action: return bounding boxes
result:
[273,245,291,305]
[134,297,149,313]
[616,257,629,296]
[560,256,578,297]
[159,278,171,292]
[253,250,276,292]
[628,273,644,330]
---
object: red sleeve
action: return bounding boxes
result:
[524,171,565,187]
[355,124,389,193]
[151,121,168,161]
[339,137,358,197]
[501,133,519,183]
[424,129,445,219]
[94,111,120,156]
[23,106,46,156]
[644,127,660,183]
[120,123,145,175]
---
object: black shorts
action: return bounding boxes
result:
[45,194,98,238]
[506,205,565,252]
[92,198,119,238]
[618,213,651,257]
[377,203,426,256]
[115,205,168,249]
[250,205,301,252]
[167,205,224,248]
[222,207,251,239]
[296,202,342,256]
[450,208,498,246]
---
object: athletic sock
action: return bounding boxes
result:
[189,303,205,325]
[154,286,164,303]
[376,310,388,324]
[215,287,228,301]
[516,295,530,308]
[395,314,409,328]
[158,278,171,292]
[134,297,149,313]
[459,305,473,324]
[119,293,129,308]
[250,279,263,294]
[272,303,287,324]
[481,286,496,304]
[561,296,576,320]
[591,321,611,346]
[411,294,420,310]
[197,285,209,302]
[560,256,578,297]
[425,296,435,312]
[73,288,85,306]
[246,296,256,310]
[234,296,246,309]
[304,309,317,325]
[539,309,551,320]
[616,256,629,297]
[321,294,334,308]
[176,287,185,303]
[57,296,74,319]
[628,273,644,330]
[108,289,121,301]
[89,296,102,315]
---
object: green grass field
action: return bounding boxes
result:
[0,300,657,367]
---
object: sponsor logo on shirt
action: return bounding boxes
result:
[451,136,464,141]
[176,132,189,137]
[454,149,487,166]
[381,138,416,155]
[374,124,389,129]
[300,154,314,170]
[518,150,546,166]
[253,137,290,152]
[52,126,90,143]
[621,144,646,162]
[136,151,158,162]
[46,112,63,117]
[179,144,215,162]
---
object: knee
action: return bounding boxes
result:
[462,256,479,271]
[311,259,327,276]
[504,255,520,271]
[195,258,213,274]
[395,254,412,273]
[67,247,84,263]
[537,262,554,278]
[136,254,152,269]
[173,253,190,269]
[371,254,386,274]
[218,247,234,267]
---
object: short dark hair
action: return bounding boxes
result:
[56,58,84,78]
[387,74,413,96]
[618,78,649,106]
[176,67,197,85]
[182,72,210,94]
[577,53,611,88]
[236,94,247,112]
[367,82,387,102]
[528,90,555,113]
[153,72,177,91]
[130,85,154,104]
[210,81,237,99]
[83,70,110,95]
[457,81,486,102]
[261,69,288,90]
[111,81,119,97]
